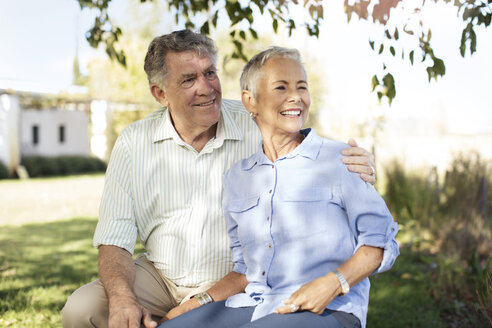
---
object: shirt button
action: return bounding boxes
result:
[267,216,269,221]
[269,189,272,193]
[262,271,266,276]
[271,165,274,169]
[268,244,272,248]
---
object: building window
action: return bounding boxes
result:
[59,125,65,143]
[32,125,39,145]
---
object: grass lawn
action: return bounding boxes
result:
[0,218,444,327]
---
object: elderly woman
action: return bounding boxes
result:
[158,47,399,328]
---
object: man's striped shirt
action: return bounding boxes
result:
[93,99,261,287]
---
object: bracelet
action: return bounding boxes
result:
[333,270,350,296]
[193,292,213,305]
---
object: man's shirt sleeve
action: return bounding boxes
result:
[93,127,137,254]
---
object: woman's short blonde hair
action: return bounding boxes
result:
[240,47,305,99]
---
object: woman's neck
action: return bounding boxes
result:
[261,132,305,162]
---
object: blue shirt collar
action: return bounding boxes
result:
[240,128,322,170]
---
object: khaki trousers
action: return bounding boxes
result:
[61,254,216,328]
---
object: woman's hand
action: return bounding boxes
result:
[275,273,341,315]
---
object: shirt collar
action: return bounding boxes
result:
[240,128,322,170]
[152,105,244,144]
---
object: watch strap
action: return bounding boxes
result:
[193,291,213,305]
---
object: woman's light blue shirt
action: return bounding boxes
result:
[222,128,399,328]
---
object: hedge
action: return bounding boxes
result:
[0,161,8,179]
[21,155,106,177]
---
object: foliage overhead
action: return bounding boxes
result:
[345,0,492,104]
[76,0,491,104]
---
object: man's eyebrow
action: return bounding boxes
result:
[179,72,197,80]
[204,64,217,72]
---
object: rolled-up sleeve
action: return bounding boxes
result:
[93,127,137,254]
[222,170,247,275]
[340,163,399,274]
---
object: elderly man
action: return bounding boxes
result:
[61,30,376,328]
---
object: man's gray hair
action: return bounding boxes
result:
[240,46,304,99]
[144,29,218,88]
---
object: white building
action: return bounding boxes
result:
[20,108,90,157]
[0,90,94,177]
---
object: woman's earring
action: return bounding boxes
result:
[249,112,256,119]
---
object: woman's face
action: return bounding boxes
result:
[252,57,310,137]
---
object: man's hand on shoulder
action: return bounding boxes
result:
[158,297,201,324]
[108,295,157,328]
[341,138,377,185]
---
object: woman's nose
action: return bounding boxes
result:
[288,91,301,102]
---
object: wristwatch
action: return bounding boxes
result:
[192,291,213,305]
[334,270,350,296]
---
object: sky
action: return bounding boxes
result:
[0,0,490,152]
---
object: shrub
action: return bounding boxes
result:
[21,155,106,177]
[0,161,8,179]
[383,153,492,327]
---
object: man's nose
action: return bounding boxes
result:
[196,75,214,95]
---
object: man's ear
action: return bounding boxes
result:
[150,84,169,107]
[241,90,257,114]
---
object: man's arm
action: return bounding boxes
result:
[98,245,157,328]
[159,271,247,323]
[342,138,377,185]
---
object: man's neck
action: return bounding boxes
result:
[173,120,218,153]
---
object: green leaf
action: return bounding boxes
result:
[409,50,414,65]
[383,73,396,104]
[239,30,246,40]
[249,28,258,39]
[371,75,379,91]
[426,67,432,82]
[390,46,395,56]
[385,29,392,39]
[212,11,218,27]
[377,91,383,102]
[369,40,375,50]
[200,21,209,35]
[379,44,384,54]
[394,27,399,40]
[288,19,296,36]
[403,24,414,35]
[272,19,278,33]
[470,28,477,54]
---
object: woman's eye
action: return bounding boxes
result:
[275,86,286,90]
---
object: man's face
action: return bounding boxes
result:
[159,50,222,133]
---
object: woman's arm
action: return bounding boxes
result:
[275,245,383,314]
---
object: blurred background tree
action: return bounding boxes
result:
[74,0,491,104]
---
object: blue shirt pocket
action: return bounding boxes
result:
[277,187,347,240]
[226,195,261,245]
